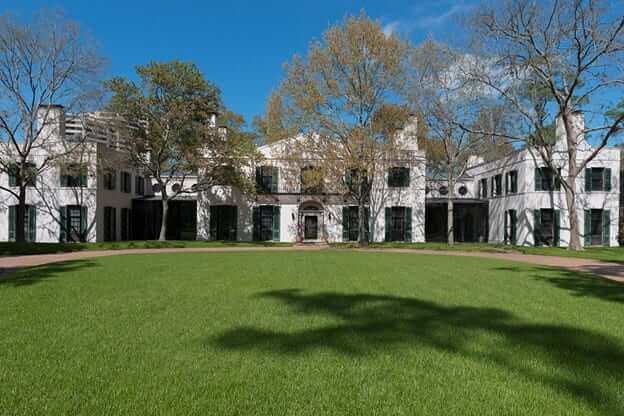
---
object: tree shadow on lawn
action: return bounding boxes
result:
[496,265,624,304]
[212,288,624,414]
[0,260,99,287]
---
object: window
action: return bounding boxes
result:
[533,208,560,247]
[121,172,132,193]
[8,205,37,242]
[300,166,323,194]
[253,205,280,241]
[7,162,37,188]
[256,166,278,193]
[345,169,369,194]
[104,207,117,241]
[342,206,370,242]
[505,170,518,194]
[584,209,610,246]
[479,178,488,198]
[585,167,612,192]
[121,208,131,241]
[210,205,238,240]
[535,167,561,191]
[384,206,412,242]
[135,176,145,196]
[60,205,87,242]
[504,209,517,245]
[387,167,410,188]
[103,170,116,190]
[458,185,468,196]
[60,164,88,187]
[491,174,503,197]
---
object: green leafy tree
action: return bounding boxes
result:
[106,61,259,240]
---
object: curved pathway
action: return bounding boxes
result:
[1,245,623,283]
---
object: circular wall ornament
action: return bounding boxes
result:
[439,186,449,195]
[458,185,468,196]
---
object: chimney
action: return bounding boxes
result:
[396,114,419,151]
[37,104,65,141]
[467,155,485,169]
[555,111,585,150]
[208,112,218,128]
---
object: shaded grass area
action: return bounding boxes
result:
[0,240,292,256]
[331,242,624,264]
[1,251,623,415]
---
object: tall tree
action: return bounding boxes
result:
[409,39,512,244]
[462,0,624,250]
[106,61,259,240]
[0,10,104,243]
[257,13,414,246]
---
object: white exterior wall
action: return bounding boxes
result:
[467,144,621,247]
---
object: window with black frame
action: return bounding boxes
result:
[60,164,88,187]
[103,170,116,190]
[506,170,518,194]
[121,172,132,193]
[535,167,561,191]
[585,167,612,192]
[387,167,410,187]
[479,178,488,198]
[7,162,37,187]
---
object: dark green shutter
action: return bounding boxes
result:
[8,205,16,241]
[271,167,279,193]
[533,209,541,246]
[28,205,36,242]
[81,168,88,187]
[59,206,67,242]
[272,206,280,241]
[81,206,88,241]
[364,207,370,241]
[504,211,509,244]
[252,207,260,241]
[404,168,410,187]
[554,210,560,247]
[404,207,412,242]
[554,169,561,191]
[345,170,352,190]
[584,209,591,246]
[535,168,542,191]
[585,169,592,192]
[384,207,392,242]
[510,210,517,245]
[8,168,17,187]
[342,207,349,241]
[255,167,261,192]
[602,210,610,246]
[604,168,612,191]
[505,173,509,195]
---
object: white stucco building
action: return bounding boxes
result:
[0,108,621,247]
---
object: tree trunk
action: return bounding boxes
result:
[159,198,169,241]
[447,197,454,245]
[358,201,368,248]
[565,179,582,251]
[15,185,26,243]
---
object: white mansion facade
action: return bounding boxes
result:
[0,106,621,247]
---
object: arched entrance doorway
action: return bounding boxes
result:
[299,201,324,242]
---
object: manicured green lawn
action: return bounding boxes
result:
[0,240,291,256]
[1,252,623,415]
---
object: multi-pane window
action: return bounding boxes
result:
[491,174,503,197]
[103,170,116,190]
[8,162,37,187]
[60,164,88,187]
[345,169,369,194]
[8,205,37,242]
[533,208,560,247]
[342,206,370,242]
[121,172,132,193]
[300,166,323,194]
[384,206,412,242]
[505,170,518,194]
[104,206,117,241]
[535,167,561,191]
[585,167,612,192]
[387,167,410,188]
[60,205,87,242]
[135,176,145,196]
[253,205,280,241]
[584,209,610,246]
[256,166,278,193]
[479,178,488,198]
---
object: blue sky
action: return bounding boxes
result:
[8,0,477,125]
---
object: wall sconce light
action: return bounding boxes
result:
[328,213,333,221]
[291,212,295,221]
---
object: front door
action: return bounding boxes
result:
[304,215,318,240]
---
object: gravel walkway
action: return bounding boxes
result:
[1,246,623,283]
